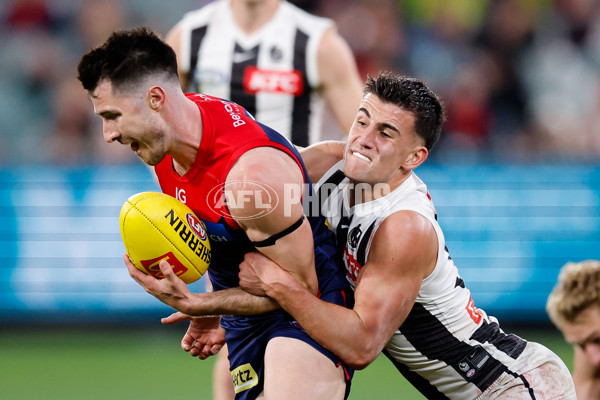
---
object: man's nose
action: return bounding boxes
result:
[103,123,120,143]
[357,127,376,148]
[585,343,600,367]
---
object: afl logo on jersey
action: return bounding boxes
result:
[348,224,362,249]
[187,213,207,240]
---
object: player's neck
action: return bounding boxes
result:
[170,96,203,176]
[231,0,280,35]
[348,172,411,206]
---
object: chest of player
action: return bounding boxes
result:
[193,24,310,99]
[336,217,377,289]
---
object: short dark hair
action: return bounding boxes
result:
[364,71,445,150]
[77,26,179,93]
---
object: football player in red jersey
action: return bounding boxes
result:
[77,26,352,400]
[166,2,363,397]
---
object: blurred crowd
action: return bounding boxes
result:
[1,0,600,165]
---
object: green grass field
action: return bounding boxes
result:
[0,324,572,399]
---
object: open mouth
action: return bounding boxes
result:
[130,142,139,152]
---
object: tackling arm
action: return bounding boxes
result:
[240,211,438,369]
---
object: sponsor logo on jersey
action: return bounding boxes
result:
[243,66,303,96]
[140,252,188,279]
[201,219,235,243]
[466,296,482,324]
[231,363,259,394]
[233,49,257,64]
[343,247,361,286]
[194,69,228,88]
[221,100,246,127]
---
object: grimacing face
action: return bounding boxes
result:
[90,80,168,166]
[343,93,425,191]
[560,305,600,368]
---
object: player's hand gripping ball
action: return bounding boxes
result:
[119,192,211,284]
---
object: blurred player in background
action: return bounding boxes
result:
[238,71,577,399]
[166,0,362,145]
[77,27,353,400]
[547,260,600,400]
[166,1,362,397]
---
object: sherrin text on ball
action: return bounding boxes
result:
[119,192,211,284]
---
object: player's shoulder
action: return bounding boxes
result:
[279,2,333,30]
[371,210,437,262]
[380,209,430,232]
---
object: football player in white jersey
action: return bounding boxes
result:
[237,71,577,399]
[165,2,363,398]
[166,0,362,145]
[547,260,600,400]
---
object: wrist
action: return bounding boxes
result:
[265,269,302,300]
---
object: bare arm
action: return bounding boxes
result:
[228,147,318,294]
[299,140,345,183]
[165,22,192,91]
[125,256,279,315]
[317,26,363,136]
[125,147,311,317]
[239,211,437,369]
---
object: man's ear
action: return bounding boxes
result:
[404,146,428,171]
[147,86,166,110]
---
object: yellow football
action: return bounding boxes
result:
[119,191,211,284]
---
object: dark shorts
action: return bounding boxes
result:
[221,289,353,400]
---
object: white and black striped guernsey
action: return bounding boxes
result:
[175,0,331,146]
[316,161,532,399]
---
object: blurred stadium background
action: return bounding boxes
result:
[1,0,598,398]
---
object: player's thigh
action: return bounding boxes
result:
[263,336,346,400]
[212,344,235,400]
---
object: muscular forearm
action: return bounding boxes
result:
[265,273,383,369]
[184,287,280,316]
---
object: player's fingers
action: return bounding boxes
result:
[181,332,195,352]
[161,311,190,325]
[158,260,175,279]
[124,254,148,284]
[197,343,216,360]
[209,344,223,356]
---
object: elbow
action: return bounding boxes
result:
[341,346,380,370]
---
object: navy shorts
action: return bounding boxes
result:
[221,289,353,400]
